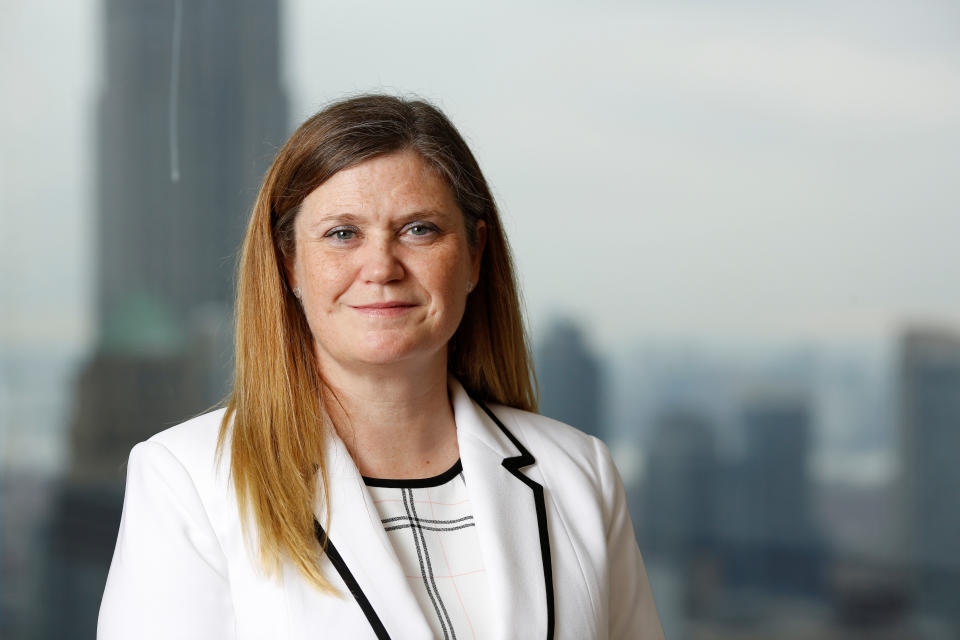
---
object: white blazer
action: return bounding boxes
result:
[98,378,664,639]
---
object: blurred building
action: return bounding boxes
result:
[899,327,960,623]
[716,391,824,597]
[641,409,717,560]
[536,317,604,440]
[640,409,721,618]
[42,1,288,637]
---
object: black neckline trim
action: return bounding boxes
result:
[362,459,463,488]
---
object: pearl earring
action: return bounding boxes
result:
[292,286,302,299]
[466,281,474,293]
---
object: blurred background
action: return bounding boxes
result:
[2,0,959,638]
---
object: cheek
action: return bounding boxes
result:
[423,246,471,308]
[299,254,353,300]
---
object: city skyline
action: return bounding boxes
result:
[3,0,960,355]
[3,2,959,637]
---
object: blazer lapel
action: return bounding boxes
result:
[291,380,554,640]
[309,427,434,639]
[450,378,555,640]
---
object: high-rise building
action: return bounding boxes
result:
[641,409,717,562]
[640,409,723,620]
[718,391,823,596]
[899,327,960,622]
[536,317,604,440]
[96,0,287,329]
[43,2,287,636]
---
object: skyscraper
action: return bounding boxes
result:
[899,327,960,622]
[96,0,288,329]
[43,2,287,636]
[719,390,823,596]
[536,317,604,440]
[641,409,717,562]
[640,407,721,622]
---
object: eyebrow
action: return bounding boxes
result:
[307,209,454,229]
[395,209,452,225]
[309,212,363,227]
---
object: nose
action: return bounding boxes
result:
[359,236,404,284]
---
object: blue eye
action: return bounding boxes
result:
[406,223,437,237]
[326,227,357,241]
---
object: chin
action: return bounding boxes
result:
[348,338,419,365]
[352,333,447,369]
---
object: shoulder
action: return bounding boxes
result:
[146,407,228,461]
[483,403,617,488]
[485,404,600,456]
[480,404,630,548]
[130,408,232,497]
[102,411,238,638]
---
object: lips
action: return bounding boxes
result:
[352,302,415,309]
[349,302,417,317]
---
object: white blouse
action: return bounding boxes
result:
[364,460,494,639]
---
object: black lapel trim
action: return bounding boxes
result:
[476,401,556,640]
[313,520,391,640]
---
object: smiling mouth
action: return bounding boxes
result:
[350,302,417,317]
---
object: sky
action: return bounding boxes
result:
[2,0,960,356]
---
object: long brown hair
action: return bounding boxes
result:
[219,94,537,591]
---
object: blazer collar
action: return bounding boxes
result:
[310,377,554,640]
[450,377,555,640]
[313,420,432,639]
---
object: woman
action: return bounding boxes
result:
[98,95,664,639]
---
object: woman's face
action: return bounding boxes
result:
[287,150,485,376]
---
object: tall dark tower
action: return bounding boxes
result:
[95,0,287,327]
[42,2,288,637]
[640,409,720,617]
[723,391,823,596]
[536,317,604,441]
[641,410,717,561]
[899,327,960,624]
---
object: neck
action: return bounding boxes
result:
[319,353,460,479]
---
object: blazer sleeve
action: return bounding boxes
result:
[593,437,665,640]
[98,440,237,640]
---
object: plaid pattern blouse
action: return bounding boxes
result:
[364,460,493,639]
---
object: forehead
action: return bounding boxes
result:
[298,150,458,219]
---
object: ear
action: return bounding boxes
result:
[470,220,487,284]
